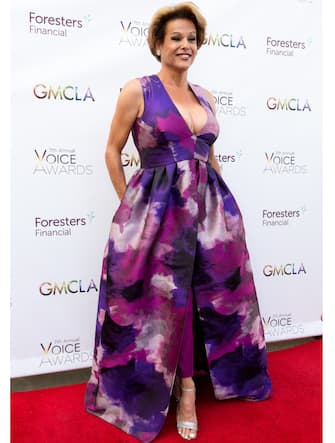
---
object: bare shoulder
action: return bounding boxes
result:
[121,78,142,95]
[116,78,143,117]
[119,78,142,103]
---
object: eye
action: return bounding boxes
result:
[171,36,181,41]
[188,36,197,43]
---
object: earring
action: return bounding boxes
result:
[156,50,161,57]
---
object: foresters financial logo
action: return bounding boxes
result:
[33,147,93,175]
[263,151,307,174]
[39,338,93,368]
[119,20,148,46]
[266,36,312,57]
[39,279,98,296]
[28,11,92,38]
[34,212,95,238]
[262,206,306,227]
[33,84,95,102]
[212,91,246,117]
[266,97,311,112]
[262,313,304,338]
[203,31,246,49]
[215,150,243,167]
[263,262,307,277]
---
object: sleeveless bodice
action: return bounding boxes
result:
[131,75,220,169]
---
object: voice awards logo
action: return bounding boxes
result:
[263,151,307,174]
[28,11,92,38]
[39,278,98,296]
[203,31,246,49]
[33,147,93,175]
[33,84,95,102]
[39,338,93,368]
[212,91,247,117]
[263,262,307,277]
[34,212,95,238]
[261,206,306,227]
[266,97,311,112]
[119,20,148,47]
[262,313,305,338]
[265,36,312,57]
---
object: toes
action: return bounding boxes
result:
[178,427,196,440]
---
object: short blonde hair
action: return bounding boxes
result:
[147,2,207,61]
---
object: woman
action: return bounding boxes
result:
[85,2,272,442]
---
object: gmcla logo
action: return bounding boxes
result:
[203,32,246,48]
[263,263,307,277]
[33,84,95,101]
[122,152,141,168]
[39,279,98,296]
[267,97,311,111]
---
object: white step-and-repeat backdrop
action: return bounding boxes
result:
[11,0,322,377]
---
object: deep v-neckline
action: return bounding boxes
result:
[154,74,209,136]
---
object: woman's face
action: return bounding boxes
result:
[157,18,198,71]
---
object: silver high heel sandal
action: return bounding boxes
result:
[175,383,198,440]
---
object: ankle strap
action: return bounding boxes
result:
[181,386,195,392]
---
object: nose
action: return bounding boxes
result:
[181,37,191,50]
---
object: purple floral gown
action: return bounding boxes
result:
[85,74,272,442]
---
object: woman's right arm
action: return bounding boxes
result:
[105,79,143,200]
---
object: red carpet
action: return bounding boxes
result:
[11,339,322,443]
